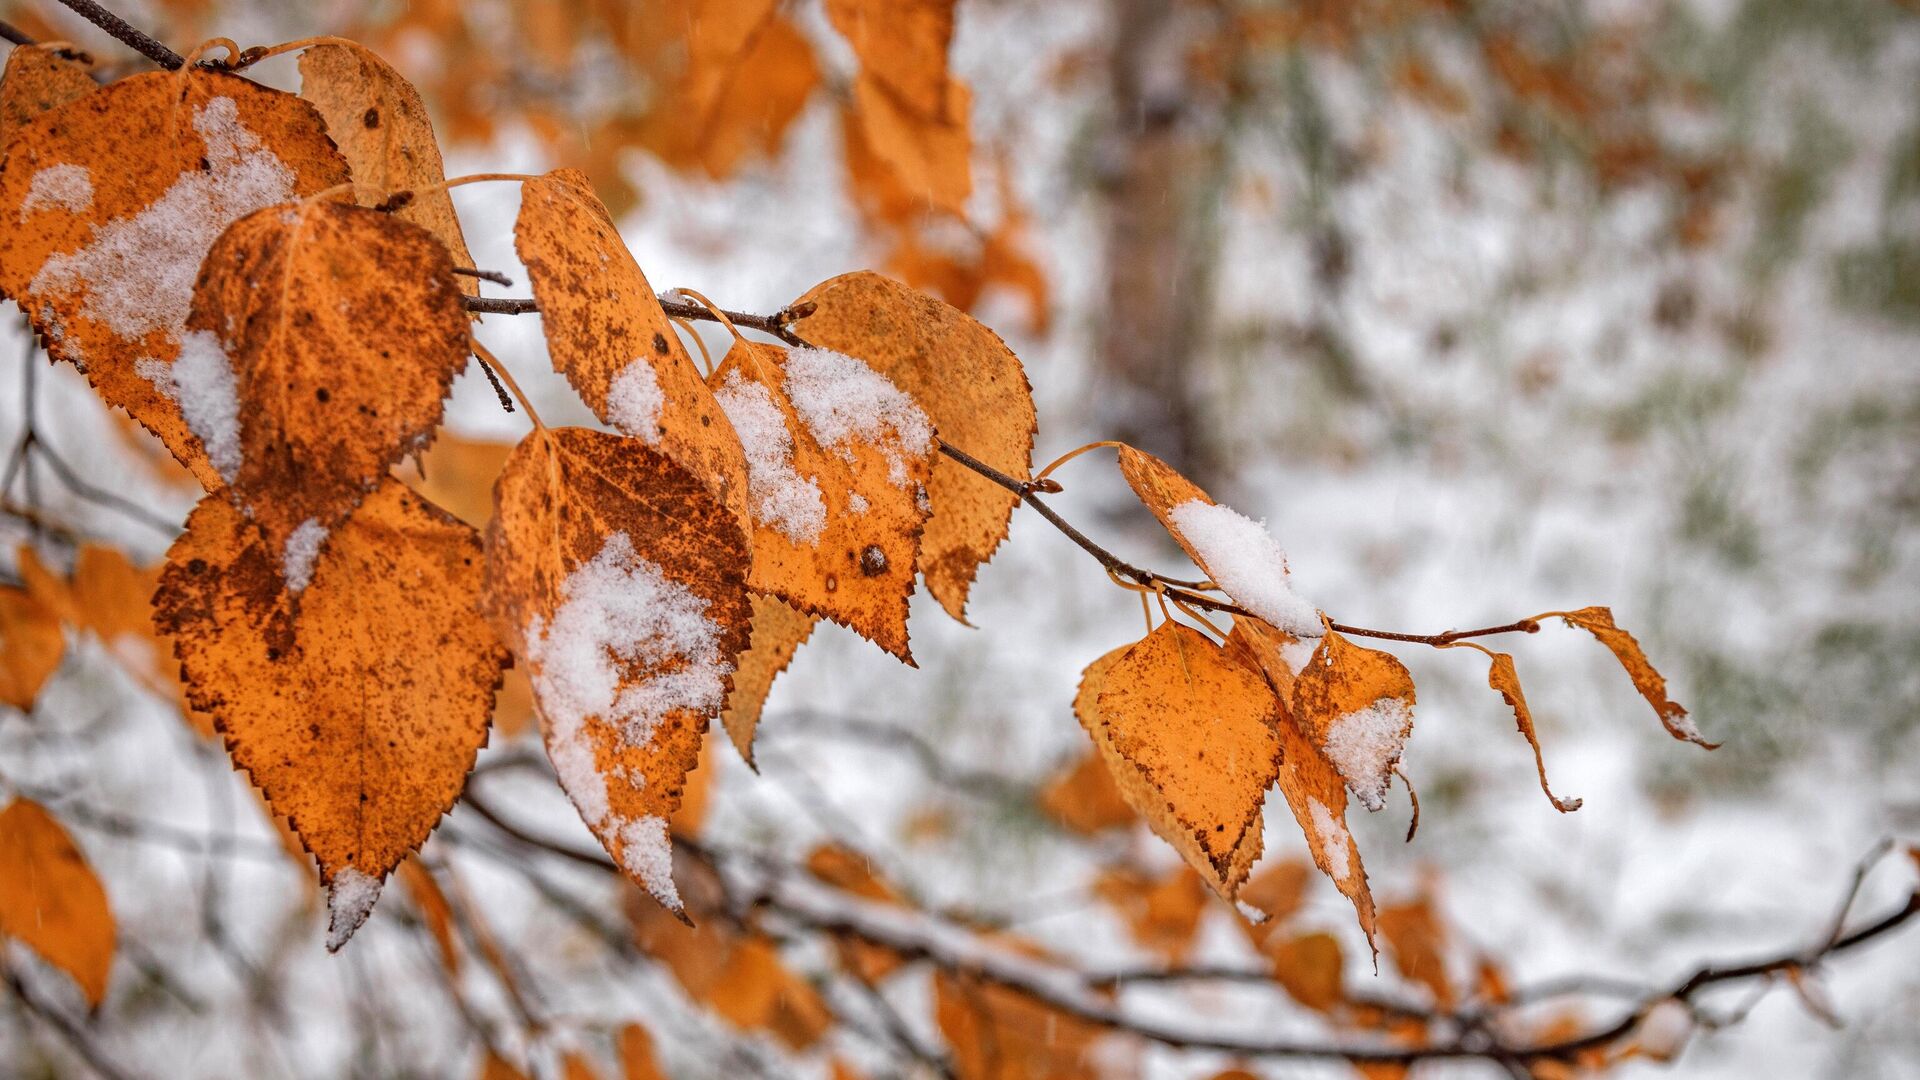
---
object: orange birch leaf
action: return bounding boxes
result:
[824,0,957,122]
[1037,750,1137,835]
[0,70,349,489]
[617,1023,667,1080]
[678,0,780,123]
[1236,857,1311,948]
[935,967,1102,1080]
[790,270,1036,622]
[1232,622,1379,948]
[185,199,469,554]
[478,1051,532,1080]
[1291,629,1417,813]
[297,41,478,292]
[395,857,460,975]
[1118,445,1322,638]
[846,74,972,219]
[1539,606,1712,747]
[561,1052,603,1080]
[1270,931,1344,1012]
[154,479,506,950]
[0,585,63,710]
[0,44,96,143]
[719,593,817,765]
[709,339,936,662]
[514,169,750,527]
[0,799,114,1007]
[404,431,517,529]
[1093,864,1209,964]
[59,544,192,720]
[1378,895,1453,1008]
[1079,624,1280,901]
[806,841,906,981]
[646,13,821,178]
[1474,649,1581,812]
[484,427,752,917]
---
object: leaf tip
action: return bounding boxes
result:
[324,866,385,952]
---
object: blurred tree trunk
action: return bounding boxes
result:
[1098,0,1230,485]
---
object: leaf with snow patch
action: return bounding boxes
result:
[1290,628,1416,813]
[484,427,752,917]
[185,199,468,559]
[789,270,1036,623]
[1536,606,1712,748]
[719,594,817,766]
[297,41,478,292]
[0,43,96,144]
[1078,623,1279,901]
[513,169,750,526]
[0,69,348,490]
[154,479,506,950]
[0,798,115,1006]
[1227,618,1378,949]
[0,583,64,710]
[1118,445,1323,639]
[708,339,936,662]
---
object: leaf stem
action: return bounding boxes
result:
[469,339,542,431]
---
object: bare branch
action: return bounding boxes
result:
[51,0,183,70]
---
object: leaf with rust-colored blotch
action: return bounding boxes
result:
[185,199,469,557]
[709,339,935,662]
[1228,618,1378,949]
[1538,606,1712,748]
[0,44,95,144]
[0,799,115,1006]
[484,427,752,917]
[514,169,750,527]
[719,594,816,766]
[790,270,1035,623]
[298,41,478,292]
[1079,624,1279,901]
[1291,629,1417,813]
[0,70,348,489]
[155,479,506,950]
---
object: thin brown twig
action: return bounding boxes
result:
[51,0,183,69]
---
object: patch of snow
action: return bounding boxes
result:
[20,164,94,219]
[617,815,680,912]
[714,372,826,544]
[1322,697,1413,812]
[1306,797,1354,886]
[1235,899,1268,925]
[139,330,242,482]
[30,96,296,348]
[605,359,665,444]
[848,491,869,513]
[1168,499,1320,638]
[782,346,933,487]
[325,867,382,951]
[281,518,328,594]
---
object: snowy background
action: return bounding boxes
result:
[2,0,1918,1076]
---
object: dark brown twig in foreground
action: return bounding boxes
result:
[52,0,183,69]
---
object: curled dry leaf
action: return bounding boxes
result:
[1228,618,1378,949]
[719,594,817,766]
[0,70,349,489]
[0,44,96,143]
[484,427,752,917]
[1291,629,1417,813]
[186,199,469,554]
[1472,648,1581,812]
[709,339,935,662]
[0,584,64,710]
[0,798,115,1007]
[155,479,506,950]
[1118,445,1321,638]
[514,169,750,527]
[1079,623,1280,900]
[790,270,1037,622]
[825,0,958,122]
[1541,606,1712,748]
[297,41,478,292]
